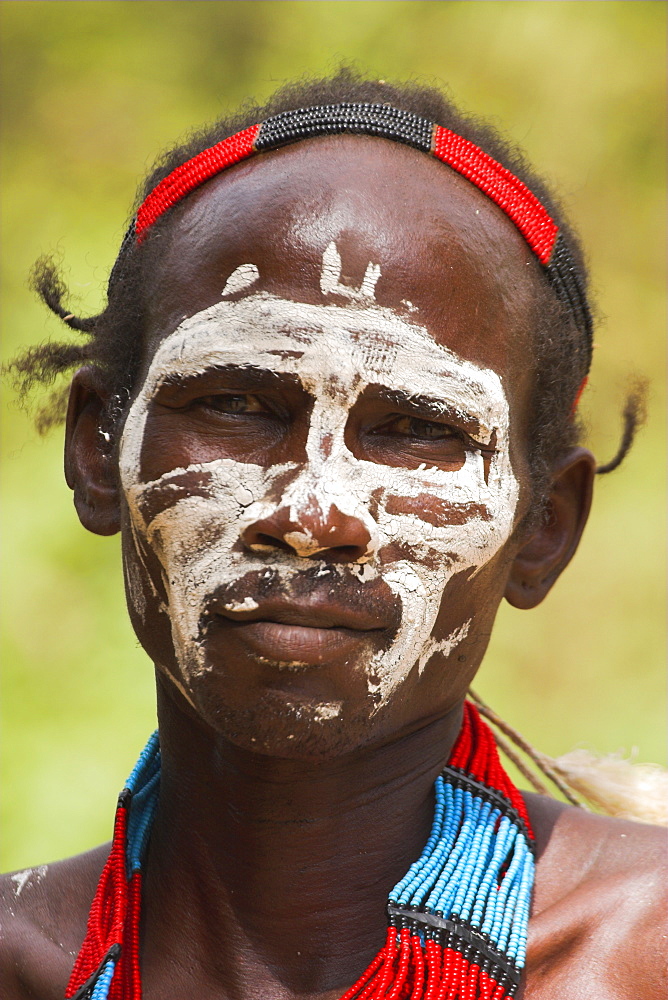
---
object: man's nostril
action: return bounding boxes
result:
[250,533,294,553]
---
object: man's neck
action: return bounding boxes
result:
[141,674,464,998]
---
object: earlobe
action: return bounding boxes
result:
[64,366,122,536]
[505,447,596,610]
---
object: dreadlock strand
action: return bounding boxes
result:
[596,381,648,475]
[31,256,99,333]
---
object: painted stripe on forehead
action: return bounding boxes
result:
[140,293,511,445]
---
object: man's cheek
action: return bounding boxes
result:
[135,468,216,523]
[126,456,284,562]
[377,540,458,572]
[121,531,179,671]
[384,494,492,527]
[376,492,494,566]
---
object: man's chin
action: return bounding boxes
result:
[172,674,385,760]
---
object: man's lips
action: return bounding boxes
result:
[205,598,389,664]
[214,599,384,631]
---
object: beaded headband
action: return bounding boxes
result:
[132,102,593,367]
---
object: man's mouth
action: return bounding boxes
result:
[216,599,384,631]
[204,590,394,665]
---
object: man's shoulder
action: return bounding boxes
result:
[0,846,108,1000]
[525,793,667,999]
[526,791,666,899]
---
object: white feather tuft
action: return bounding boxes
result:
[551,749,668,826]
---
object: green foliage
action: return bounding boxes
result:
[1,1,665,871]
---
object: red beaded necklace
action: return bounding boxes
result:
[66,703,535,1000]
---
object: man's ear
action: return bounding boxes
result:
[64,366,122,536]
[505,447,596,610]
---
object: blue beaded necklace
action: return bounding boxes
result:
[66,703,535,999]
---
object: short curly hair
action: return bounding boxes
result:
[6,67,642,505]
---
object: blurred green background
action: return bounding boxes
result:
[1,1,665,872]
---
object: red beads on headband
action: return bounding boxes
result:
[136,124,260,238]
[432,126,558,264]
[130,102,592,368]
[135,109,558,265]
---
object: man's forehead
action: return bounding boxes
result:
[145,135,540,369]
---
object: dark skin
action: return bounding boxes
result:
[2,137,666,999]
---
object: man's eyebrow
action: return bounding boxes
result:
[157,364,294,390]
[372,387,483,437]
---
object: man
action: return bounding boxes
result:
[2,73,665,999]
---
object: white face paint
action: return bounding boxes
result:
[119,244,519,713]
[10,865,48,898]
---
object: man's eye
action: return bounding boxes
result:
[194,393,266,414]
[383,415,460,440]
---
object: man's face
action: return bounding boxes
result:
[118,136,540,756]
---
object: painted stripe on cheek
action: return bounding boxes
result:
[385,494,492,527]
[137,470,216,525]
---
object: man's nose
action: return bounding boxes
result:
[241,498,375,562]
